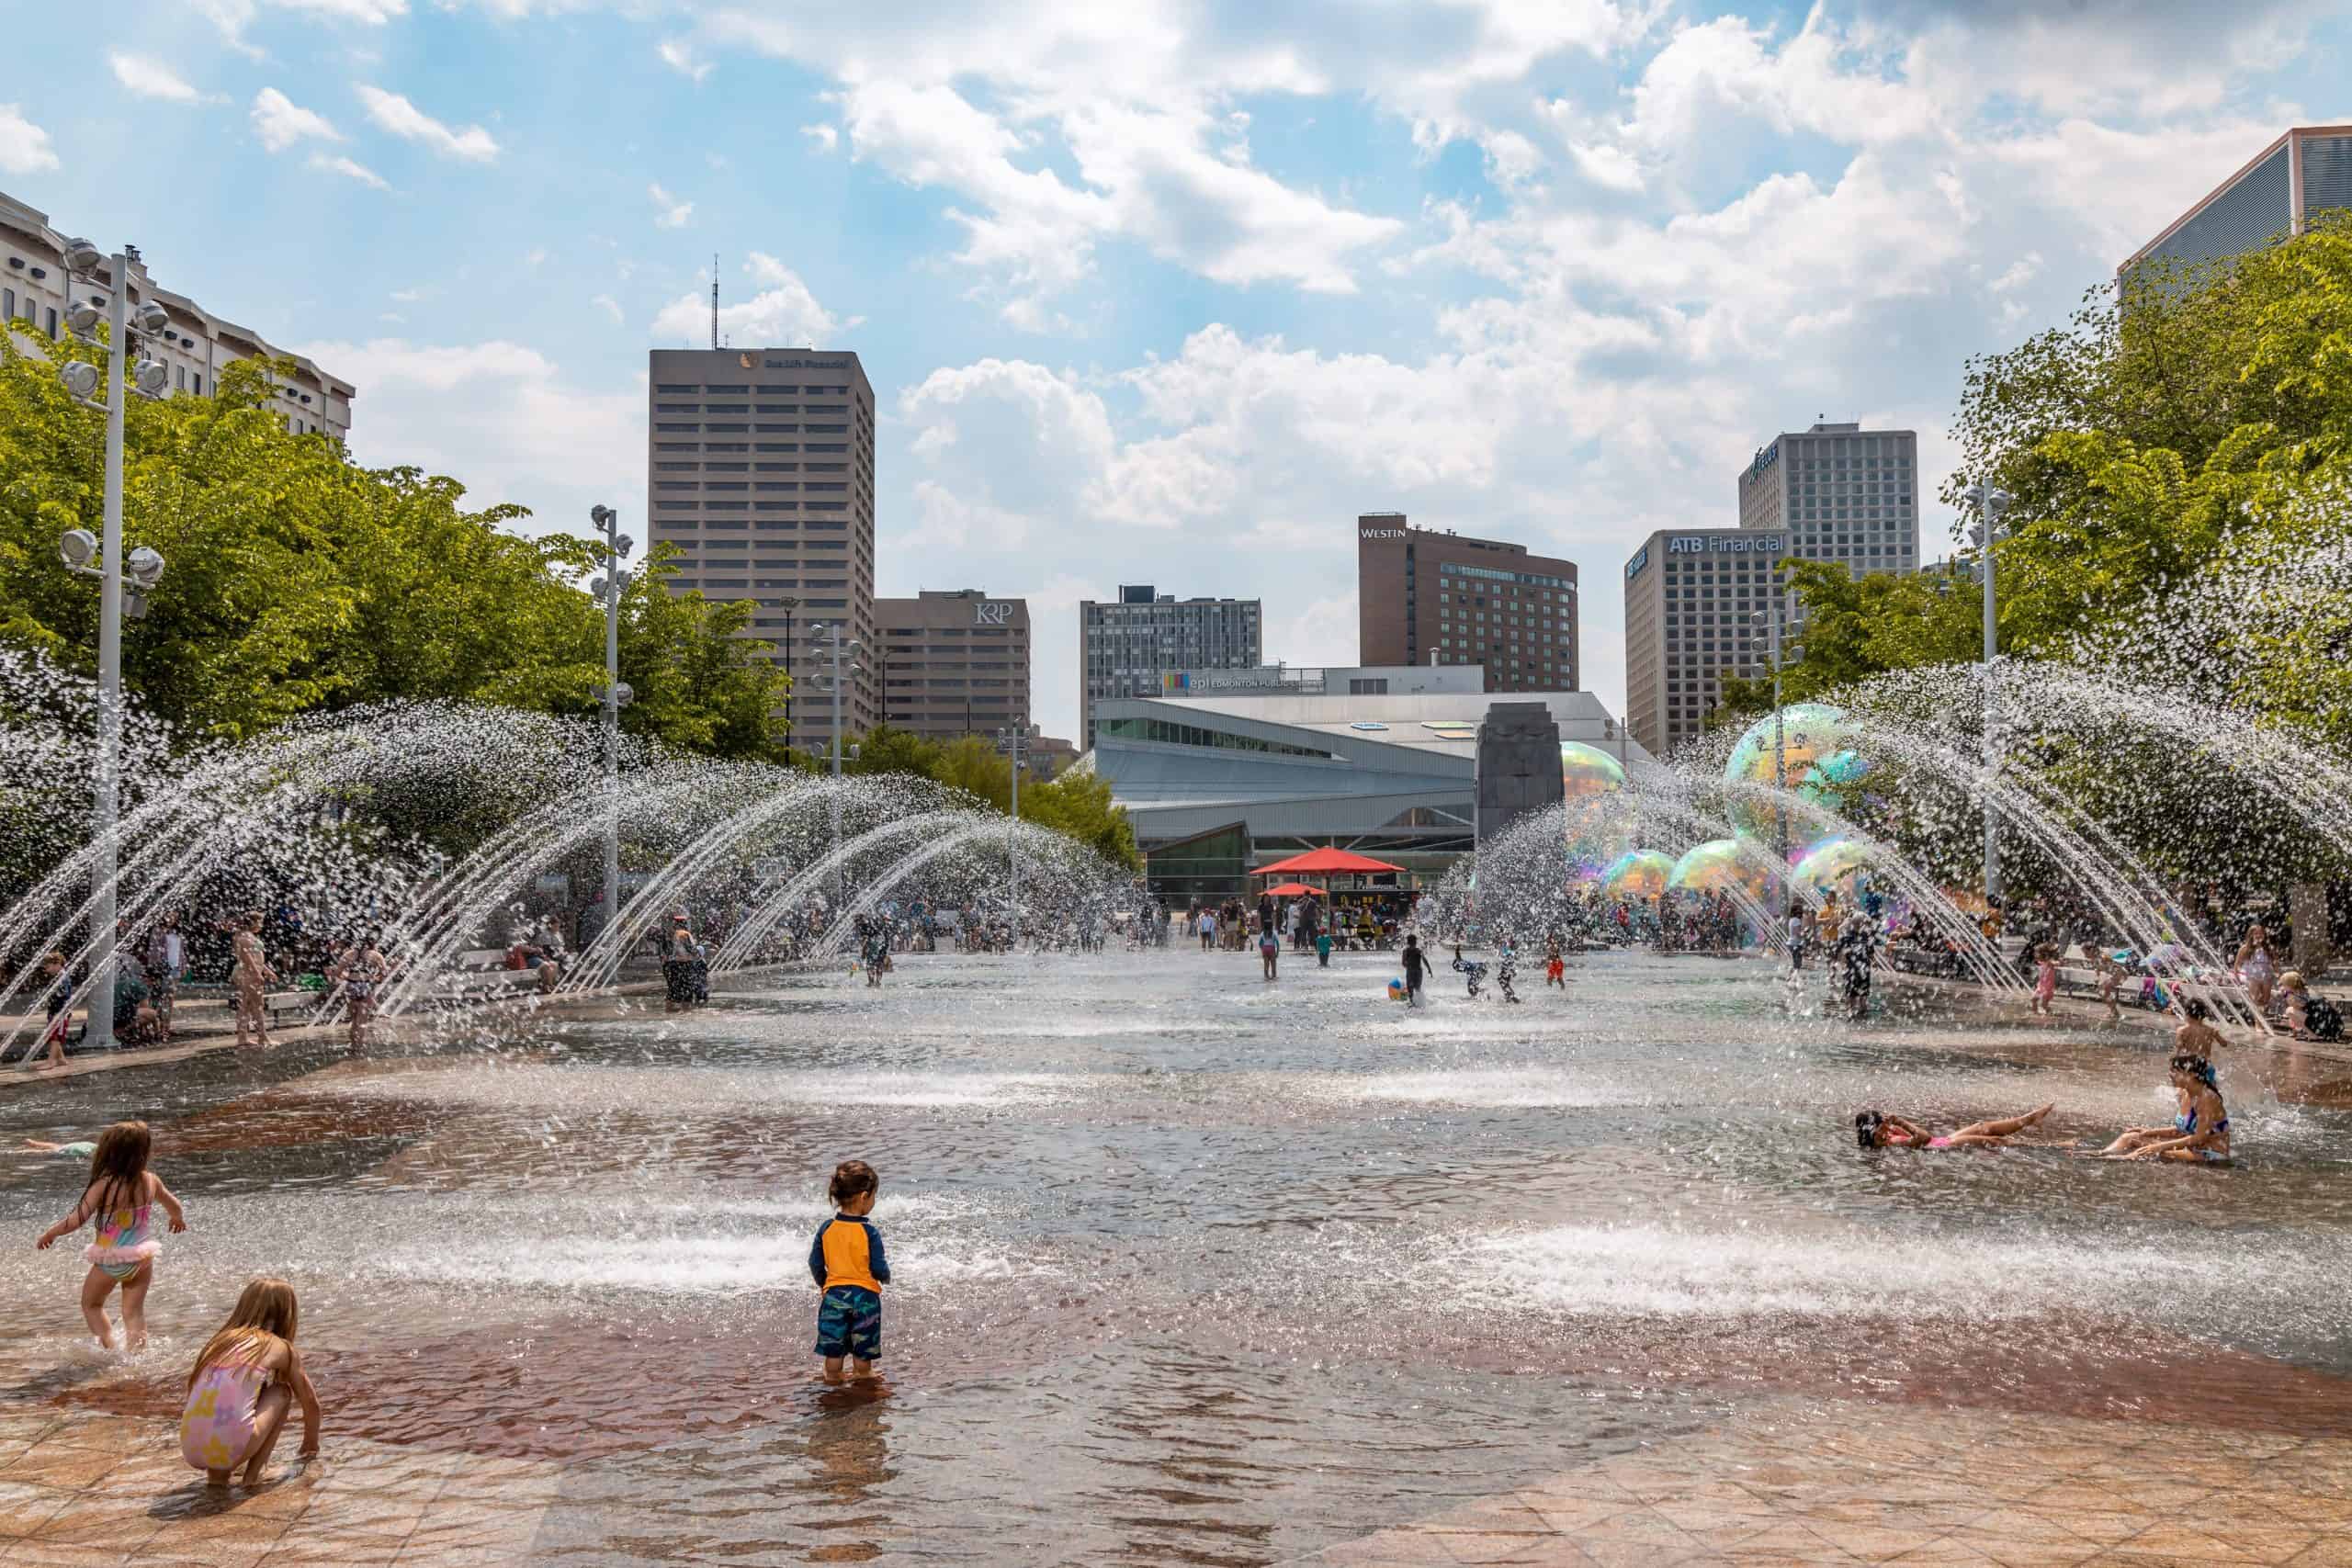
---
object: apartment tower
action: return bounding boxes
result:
[646,347,879,755]
[1078,586,1261,751]
[2121,126,2352,276]
[1621,526,1788,757]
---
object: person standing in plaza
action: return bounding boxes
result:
[1400,933,1427,1007]
[142,914,184,1041]
[1259,907,1281,981]
[230,913,277,1050]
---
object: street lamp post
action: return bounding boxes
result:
[996,728,1030,925]
[54,241,171,1054]
[588,506,633,945]
[1750,604,1786,865]
[808,624,863,910]
[1963,483,2014,904]
[775,595,798,748]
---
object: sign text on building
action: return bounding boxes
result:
[1359,528,1406,541]
[974,602,1014,626]
[1748,442,1780,479]
[1667,534,1784,556]
[1624,544,1650,581]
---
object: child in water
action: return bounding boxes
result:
[35,1121,187,1351]
[808,1160,891,1383]
[1450,945,1486,998]
[2030,943,2060,1019]
[2084,942,2127,1023]
[1544,935,1566,990]
[180,1277,321,1487]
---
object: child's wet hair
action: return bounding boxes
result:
[829,1159,879,1208]
[86,1121,152,1212]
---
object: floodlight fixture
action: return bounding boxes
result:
[59,361,101,400]
[132,300,168,335]
[134,358,168,398]
[65,299,103,337]
[127,547,165,589]
[59,528,98,570]
[61,237,102,275]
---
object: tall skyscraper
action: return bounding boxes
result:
[2122,126,2352,276]
[1737,422,1918,603]
[646,347,879,755]
[1,189,352,437]
[1078,586,1261,751]
[1621,526,1787,757]
[876,590,1031,740]
[1355,514,1579,691]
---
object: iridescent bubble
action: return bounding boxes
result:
[1791,833,1877,897]
[1722,702,1870,841]
[1668,839,1770,903]
[1600,849,1674,898]
[1560,741,1625,802]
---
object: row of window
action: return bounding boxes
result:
[1098,717,1335,759]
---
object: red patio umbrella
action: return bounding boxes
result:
[1251,847,1405,877]
[1263,882,1329,897]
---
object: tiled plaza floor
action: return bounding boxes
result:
[0,1393,2346,1565]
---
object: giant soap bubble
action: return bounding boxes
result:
[1601,849,1673,899]
[1668,840,1771,903]
[1791,833,1877,897]
[1723,703,1870,841]
[1561,741,1625,801]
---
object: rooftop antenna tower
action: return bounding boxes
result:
[710,254,719,350]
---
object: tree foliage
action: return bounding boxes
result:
[841,724,1140,870]
[0,332,787,756]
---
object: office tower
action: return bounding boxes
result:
[646,347,878,755]
[1078,585,1261,751]
[1354,513,1579,691]
[1737,422,1917,597]
[2122,126,2352,276]
[0,188,352,436]
[876,590,1031,740]
[1622,526,1787,757]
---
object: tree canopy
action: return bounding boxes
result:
[842,724,1140,870]
[0,333,788,757]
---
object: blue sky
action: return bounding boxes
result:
[4,0,2346,741]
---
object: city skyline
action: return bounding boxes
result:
[4,3,2345,742]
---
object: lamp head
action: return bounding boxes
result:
[61,237,102,275]
[64,299,103,338]
[612,681,635,708]
[589,577,606,599]
[58,361,101,401]
[58,528,98,570]
[615,533,633,558]
[133,358,169,399]
[126,546,165,589]
[590,503,615,527]
[132,300,168,335]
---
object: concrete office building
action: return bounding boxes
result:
[2121,126,2352,276]
[1078,586,1261,751]
[876,589,1031,740]
[1355,514,1579,691]
[1621,525,1787,758]
[647,347,879,753]
[1736,422,1917,596]
[1,189,352,438]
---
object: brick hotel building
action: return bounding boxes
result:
[1354,514,1579,691]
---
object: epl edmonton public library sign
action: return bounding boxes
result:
[1625,534,1785,581]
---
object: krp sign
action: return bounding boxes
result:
[974,602,1014,625]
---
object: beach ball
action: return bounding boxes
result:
[1601,850,1674,899]
[1723,703,1871,841]
[1791,833,1878,897]
[1387,978,1408,1001]
[1668,840,1772,903]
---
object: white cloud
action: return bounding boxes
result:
[309,152,388,188]
[592,294,623,324]
[108,54,206,104]
[390,288,423,302]
[356,85,500,162]
[651,255,848,347]
[657,38,711,82]
[252,87,341,152]
[0,104,59,175]
[295,338,641,539]
[800,123,839,153]
[649,182,694,229]
[198,0,408,50]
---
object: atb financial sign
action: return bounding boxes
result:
[1627,534,1785,581]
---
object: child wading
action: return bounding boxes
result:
[181,1277,321,1487]
[35,1121,187,1351]
[808,1160,891,1383]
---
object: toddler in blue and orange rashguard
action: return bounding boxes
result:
[808,1160,890,1382]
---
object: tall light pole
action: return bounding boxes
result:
[54,240,171,1053]
[996,727,1030,925]
[808,624,863,911]
[1963,483,2014,904]
[588,506,633,944]
[775,594,798,750]
[1749,603,1786,865]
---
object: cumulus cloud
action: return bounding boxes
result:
[309,152,388,188]
[252,87,341,151]
[0,105,58,175]
[108,54,207,103]
[649,182,694,228]
[657,38,711,82]
[356,85,500,161]
[198,0,407,50]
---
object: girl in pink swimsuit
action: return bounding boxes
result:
[1854,1104,2056,1150]
[181,1277,321,1487]
[34,1122,187,1351]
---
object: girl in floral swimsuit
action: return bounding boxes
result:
[181,1277,321,1487]
[1853,1103,2055,1150]
[34,1121,187,1351]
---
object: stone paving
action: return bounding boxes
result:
[2,1392,2346,1565]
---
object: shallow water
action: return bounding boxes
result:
[4,949,2349,1562]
